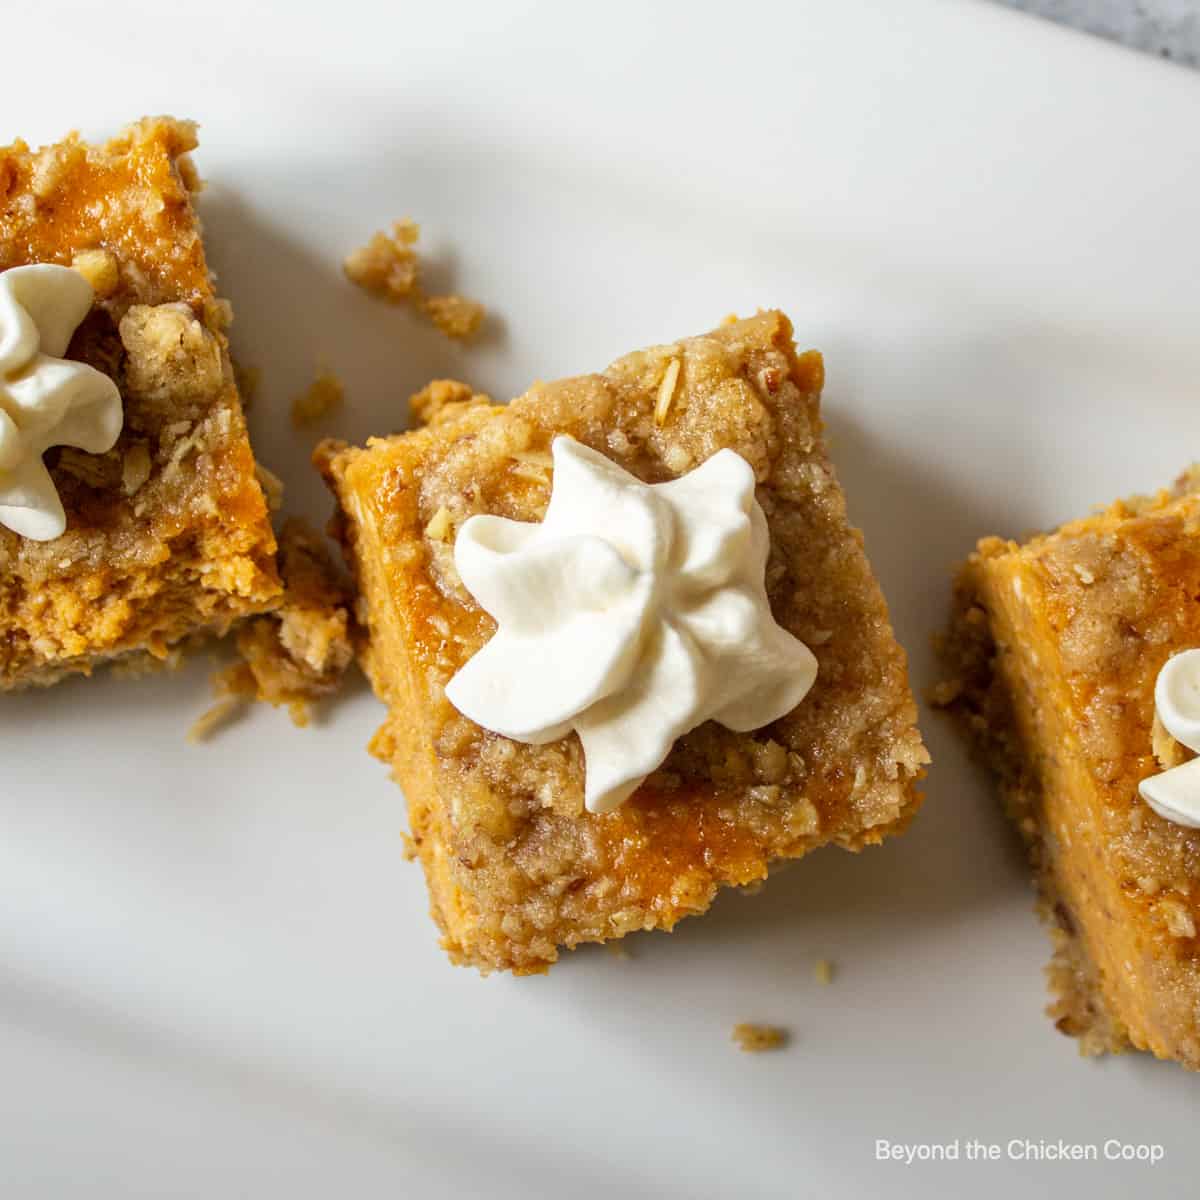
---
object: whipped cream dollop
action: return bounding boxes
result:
[445,436,818,813]
[1140,649,1200,829]
[0,264,123,540]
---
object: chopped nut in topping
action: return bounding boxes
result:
[422,293,486,341]
[654,358,681,426]
[663,444,692,474]
[424,506,452,542]
[291,367,345,428]
[121,442,153,496]
[1159,899,1197,940]
[71,248,120,297]
[731,1023,789,1053]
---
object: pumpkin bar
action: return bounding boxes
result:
[318,311,928,973]
[0,117,280,689]
[938,471,1200,1069]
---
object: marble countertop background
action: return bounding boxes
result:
[997,0,1200,67]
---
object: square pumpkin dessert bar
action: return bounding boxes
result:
[940,471,1200,1069]
[319,311,928,973]
[0,118,280,688]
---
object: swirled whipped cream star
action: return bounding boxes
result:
[446,436,819,813]
[0,264,123,540]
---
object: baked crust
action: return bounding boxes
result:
[319,311,928,973]
[0,118,280,689]
[938,478,1200,1069]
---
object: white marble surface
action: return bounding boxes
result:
[998,0,1200,66]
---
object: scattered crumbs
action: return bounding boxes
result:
[254,463,285,513]
[732,1023,789,1053]
[292,367,345,428]
[654,357,681,426]
[233,360,261,409]
[345,219,487,340]
[605,941,632,961]
[424,505,452,542]
[400,832,419,862]
[422,293,486,341]
[343,218,420,302]
[198,519,356,734]
[720,312,739,325]
[814,958,835,985]
[187,694,248,744]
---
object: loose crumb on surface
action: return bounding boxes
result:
[187,695,249,744]
[343,219,420,302]
[421,293,486,341]
[605,941,632,961]
[291,367,345,428]
[732,1023,789,1053]
[344,219,486,340]
[814,958,835,985]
